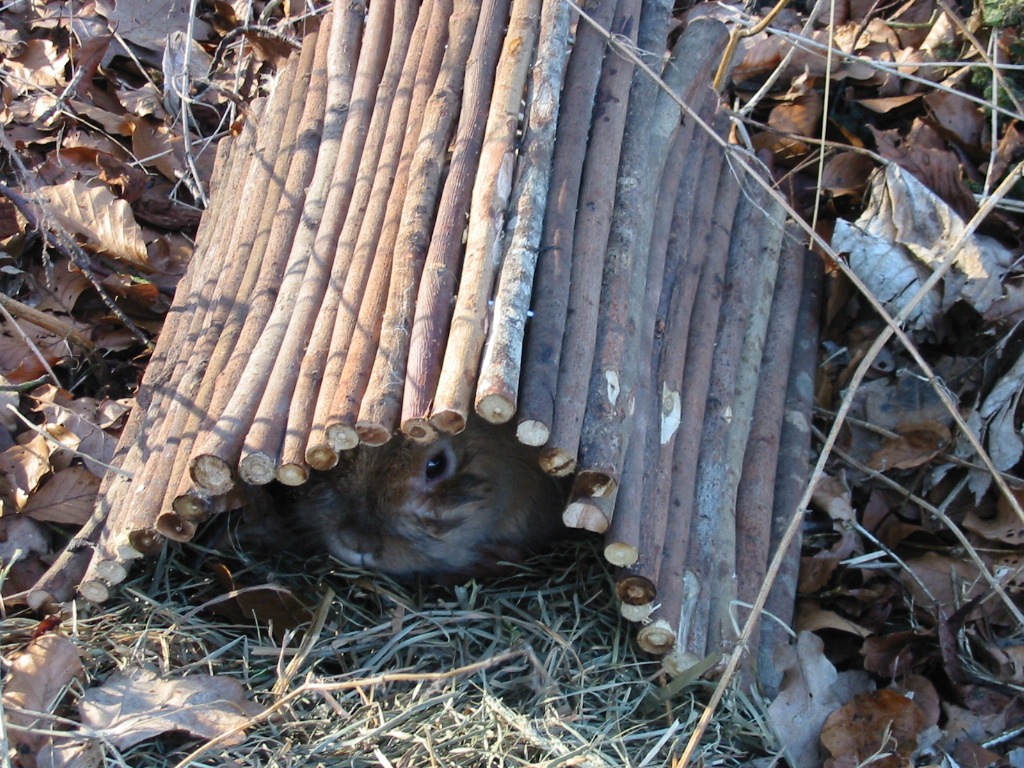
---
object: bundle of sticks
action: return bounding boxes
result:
[28,0,820,687]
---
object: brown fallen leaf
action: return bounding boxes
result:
[963,490,1024,546]
[867,420,951,471]
[38,179,150,267]
[769,631,874,768]
[78,668,263,749]
[0,432,54,510]
[206,561,314,642]
[820,151,878,198]
[820,689,927,768]
[21,465,101,524]
[2,634,85,768]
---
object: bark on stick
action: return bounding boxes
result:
[304,0,419,468]
[702,184,786,658]
[758,242,821,698]
[649,113,739,659]
[734,222,804,688]
[475,0,573,425]
[400,0,512,441]
[279,1,392,481]
[167,60,300,513]
[189,24,329,494]
[430,0,542,435]
[239,5,364,485]
[516,0,616,448]
[330,0,450,448]
[358,0,482,444]
[578,16,729,503]
[541,0,641,474]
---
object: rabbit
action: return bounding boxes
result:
[267,416,569,579]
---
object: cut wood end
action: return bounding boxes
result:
[637,620,677,655]
[516,419,549,447]
[356,422,391,447]
[239,452,277,485]
[79,579,110,603]
[128,528,165,555]
[662,650,704,678]
[306,443,339,471]
[95,558,128,583]
[27,588,58,614]
[476,394,515,424]
[401,418,438,444]
[616,575,656,605]
[540,448,576,476]
[191,454,235,495]
[430,409,466,435]
[326,422,359,451]
[562,500,609,533]
[171,494,210,522]
[156,512,198,542]
[277,462,309,486]
[574,469,617,498]
[620,602,653,623]
[604,541,639,567]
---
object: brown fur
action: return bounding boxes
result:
[270,418,567,578]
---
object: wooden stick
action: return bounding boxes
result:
[190,24,330,493]
[611,21,731,593]
[562,485,617,534]
[615,96,717,607]
[429,0,542,435]
[702,185,785,658]
[541,0,641,474]
[114,79,276,535]
[166,58,302,511]
[604,120,694,569]
[758,242,821,697]
[578,16,731,505]
[648,113,738,655]
[516,0,617,448]
[400,0,513,442]
[276,4,389,483]
[276,1,396,477]
[357,0,482,444]
[329,0,450,448]
[569,0,676,511]
[301,0,425,464]
[682,178,775,661]
[733,223,804,687]
[77,111,253,600]
[474,0,572,425]
[239,6,363,483]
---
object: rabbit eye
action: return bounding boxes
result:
[424,444,456,484]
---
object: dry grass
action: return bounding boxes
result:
[2,537,782,767]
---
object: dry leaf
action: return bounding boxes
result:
[206,562,313,641]
[39,179,150,267]
[867,420,951,471]
[2,634,85,767]
[820,689,926,768]
[79,668,262,749]
[30,392,117,476]
[0,432,53,509]
[0,319,73,382]
[832,164,1013,333]
[900,551,987,617]
[21,465,101,524]
[963,491,1024,546]
[924,89,985,149]
[768,631,873,768]
[821,152,877,197]
[978,349,1024,473]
